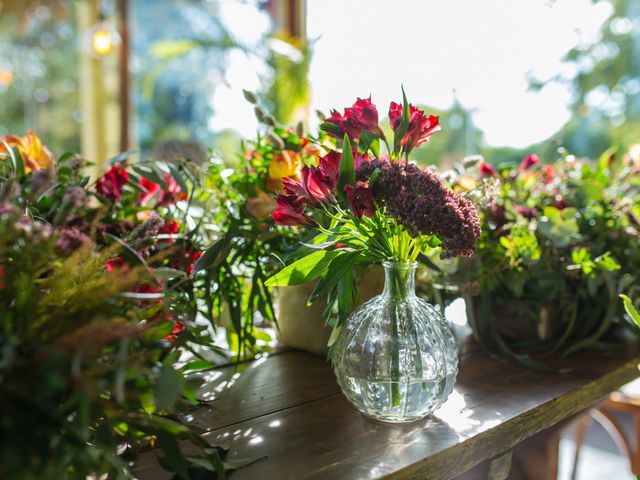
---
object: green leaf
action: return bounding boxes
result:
[167,163,189,196]
[392,86,412,157]
[328,324,342,347]
[223,455,265,470]
[154,365,183,409]
[180,360,214,373]
[265,250,344,287]
[153,267,187,281]
[191,236,227,275]
[594,252,621,272]
[134,165,167,189]
[621,294,640,327]
[308,252,358,304]
[1,141,24,179]
[338,134,355,201]
[155,432,190,480]
[597,145,617,174]
[319,121,343,137]
[104,233,148,267]
[103,150,137,168]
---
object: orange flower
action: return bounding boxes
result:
[266,150,301,192]
[247,189,278,220]
[0,129,55,173]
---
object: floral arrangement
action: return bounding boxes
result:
[265,92,481,345]
[435,146,640,365]
[0,132,258,478]
[195,91,334,356]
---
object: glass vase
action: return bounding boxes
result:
[332,261,458,423]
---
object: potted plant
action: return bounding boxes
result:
[0,132,257,478]
[432,146,640,366]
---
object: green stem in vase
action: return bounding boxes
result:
[384,262,413,408]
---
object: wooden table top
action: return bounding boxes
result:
[134,337,640,480]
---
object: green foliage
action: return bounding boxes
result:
[0,141,255,478]
[620,294,640,326]
[436,145,640,363]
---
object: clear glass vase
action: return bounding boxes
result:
[332,261,458,423]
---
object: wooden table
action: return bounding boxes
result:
[134,337,640,480]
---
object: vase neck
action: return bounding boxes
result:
[382,262,417,301]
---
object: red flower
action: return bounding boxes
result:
[479,162,499,177]
[105,257,127,272]
[272,195,317,226]
[159,219,180,243]
[389,102,441,152]
[187,250,202,275]
[543,164,555,184]
[139,174,187,207]
[133,282,163,295]
[96,165,129,202]
[344,181,376,218]
[324,97,384,141]
[163,321,185,341]
[0,263,4,291]
[518,154,540,172]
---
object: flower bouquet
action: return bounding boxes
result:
[435,146,640,366]
[265,91,481,422]
[0,132,261,478]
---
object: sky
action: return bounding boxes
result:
[213,0,612,148]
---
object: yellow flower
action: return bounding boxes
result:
[457,176,478,191]
[0,129,55,173]
[266,150,301,192]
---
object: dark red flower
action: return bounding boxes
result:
[490,204,507,227]
[389,102,441,152]
[133,282,163,295]
[344,182,376,218]
[323,97,384,141]
[280,151,343,208]
[514,205,538,219]
[139,174,187,207]
[317,151,341,187]
[479,162,499,177]
[272,195,317,227]
[56,226,91,255]
[356,159,480,258]
[518,154,540,172]
[96,165,129,202]
[554,195,567,210]
[283,166,333,207]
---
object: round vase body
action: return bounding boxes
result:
[332,262,458,423]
